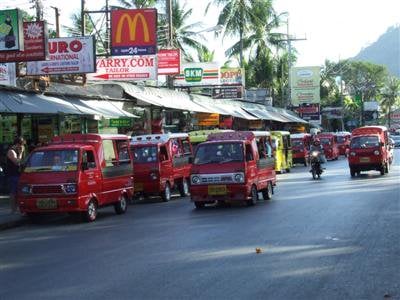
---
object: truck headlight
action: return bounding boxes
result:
[374,150,380,155]
[191,175,200,184]
[150,172,158,180]
[350,152,356,156]
[21,185,31,194]
[234,173,244,183]
[64,183,77,194]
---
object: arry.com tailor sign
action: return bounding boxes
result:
[0,21,47,63]
[290,66,320,106]
[27,36,96,75]
[174,62,219,86]
[87,55,157,81]
[0,9,24,52]
[111,9,157,56]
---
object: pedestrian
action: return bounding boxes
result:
[5,137,25,214]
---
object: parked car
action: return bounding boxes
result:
[130,133,192,201]
[18,134,134,222]
[190,131,276,208]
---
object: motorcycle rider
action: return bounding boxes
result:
[309,138,326,168]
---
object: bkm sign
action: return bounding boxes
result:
[111,9,157,56]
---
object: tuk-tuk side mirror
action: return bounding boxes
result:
[81,162,88,171]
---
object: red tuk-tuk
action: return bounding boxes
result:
[18,134,134,222]
[348,126,390,176]
[190,131,276,208]
[290,133,311,166]
[335,132,351,156]
[130,133,193,201]
[317,133,339,160]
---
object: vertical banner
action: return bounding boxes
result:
[0,63,16,86]
[290,66,320,106]
[0,9,23,51]
[111,9,157,56]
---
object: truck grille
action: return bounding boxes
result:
[32,185,63,195]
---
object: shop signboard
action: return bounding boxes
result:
[0,62,16,86]
[212,85,243,99]
[111,9,157,56]
[196,113,219,126]
[295,104,320,121]
[27,36,96,75]
[157,49,180,75]
[220,67,245,85]
[109,118,133,128]
[0,21,47,63]
[0,9,24,52]
[248,120,264,129]
[290,66,320,106]
[87,55,157,81]
[174,62,219,86]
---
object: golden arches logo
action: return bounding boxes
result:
[115,13,150,43]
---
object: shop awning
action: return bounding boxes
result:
[190,95,258,120]
[241,104,290,123]
[271,107,308,123]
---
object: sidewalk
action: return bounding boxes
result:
[0,195,28,231]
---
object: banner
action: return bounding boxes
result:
[290,66,320,106]
[0,21,47,63]
[158,49,180,75]
[0,63,16,86]
[111,9,157,56]
[27,36,96,75]
[87,55,157,81]
[174,62,219,86]
[0,9,24,51]
[196,113,219,126]
[212,85,243,99]
[220,67,245,85]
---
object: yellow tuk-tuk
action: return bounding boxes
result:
[271,131,293,173]
[189,129,233,150]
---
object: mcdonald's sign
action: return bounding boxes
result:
[111,9,157,56]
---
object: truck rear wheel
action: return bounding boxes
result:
[350,168,356,177]
[262,182,273,200]
[83,199,97,222]
[162,182,171,202]
[114,194,128,215]
[247,185,258,206]
[179,178,189,197]
[194,202,205,209]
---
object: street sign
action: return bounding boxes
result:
[109,118,132,128]
[157,49,180,75]
[87,55,157,81]
[212,85,243,99]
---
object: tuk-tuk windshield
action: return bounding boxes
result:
[337,136,347,143]
[132,146,158,163]
[194,142,244,165]
[291,140,304,147]
[24,149,79,172]
[350,136,380,149]
[320,138,331,146]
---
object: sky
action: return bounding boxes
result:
[2,0,399,67]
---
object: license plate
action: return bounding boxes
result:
[135,182,143,191]
[36,198,57,209]
[360,157,370,163]
[208,185,227,196]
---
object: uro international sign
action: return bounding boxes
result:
[27,36,96,75]
[87,55,157,81]
[290,66,321,106]
[111,9,157,56]
[0,9,24,52]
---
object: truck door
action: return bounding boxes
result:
[80,148,101,206]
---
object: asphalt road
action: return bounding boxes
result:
[1,151,399,300]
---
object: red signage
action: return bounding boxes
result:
[157,49,180,75]
[0,21,47,63]
[111,9,157,56]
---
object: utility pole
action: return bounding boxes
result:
[81,0,86,36]
[166,0,174,89]
[105,0,110,56]
[50,6,60,37]
[32,0,43,21]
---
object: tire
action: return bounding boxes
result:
[161,182,171,202]
[285,167,291,173]
[312,169,316,180]
[114,194,128,215]
[350,168,356,177]
[194,201,205,209]
[83,199,97,222]
[384,162,389,174]
[179,178,189,197]
[247,185,258,206]
[262,181,273,200]
[380,166,385,175]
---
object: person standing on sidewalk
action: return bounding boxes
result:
[5,137,25,214]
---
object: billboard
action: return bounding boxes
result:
[212,85,243,99]
[174,62,219,86]
[290,66,320,106]
[111,9,157,56]
[0,63,16,86]
[87,55,157,81]
[27,36,96,75]
[157,49,180,75]
[0,21,47,63]
[0,9,24,51]
[220,67,245,86]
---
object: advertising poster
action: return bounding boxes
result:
[0,62,16,86]
[87,55,157,81]
[111,9,157,56]
[157,49,180,75]
[212,85,243,99]
[0,9,23,51]
[290,66,321,106]
[220,67,245,85]
[27,36,96,75]
[0,21,47,63]
[174,62,219,86]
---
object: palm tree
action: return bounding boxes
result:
[380,76,400,128]
[197,45,215,62]
[117,0,158,8]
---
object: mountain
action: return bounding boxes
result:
[353,25,400,77]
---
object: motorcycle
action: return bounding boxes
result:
[310,151,323,179]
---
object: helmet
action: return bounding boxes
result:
[313,139,320,146]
